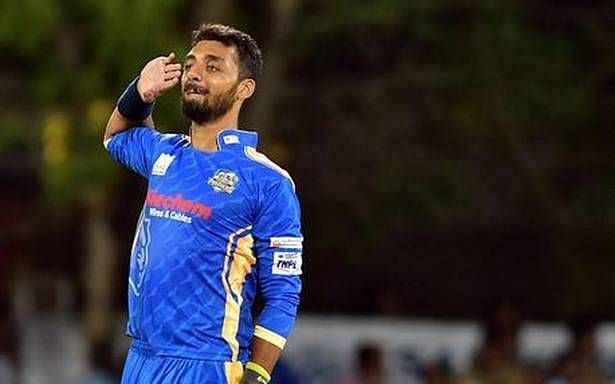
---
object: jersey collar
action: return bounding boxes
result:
[216,129,259,151]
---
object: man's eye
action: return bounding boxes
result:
[207,65,220,72]
[184,63,192,70]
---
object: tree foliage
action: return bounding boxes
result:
[2,0,614,318]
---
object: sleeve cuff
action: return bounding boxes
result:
[254,325,287,350]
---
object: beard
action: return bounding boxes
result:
[181,82,238,124]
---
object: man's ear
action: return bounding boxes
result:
[236,78,256,101]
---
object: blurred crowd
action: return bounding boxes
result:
[0,298,612,384]
[335,302,611,384]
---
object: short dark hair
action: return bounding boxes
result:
[192,23,263,81]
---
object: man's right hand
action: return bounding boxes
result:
[104,53,180,142]
[137,53,183,103]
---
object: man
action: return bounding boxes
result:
[336,343,385,384]
[103,23,303,384]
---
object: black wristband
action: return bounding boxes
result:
[117,77,154,120]
[241,369,269,384]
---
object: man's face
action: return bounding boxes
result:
[181,40,241,124]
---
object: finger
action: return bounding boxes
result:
[161,76,180,89]
[155,59,167,74]
[164,52,177,64]
[154,56,169,67]
[163,70,182,81]
[165,69,182,77]
[164,63,183,72]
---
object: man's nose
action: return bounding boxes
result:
[186,66,202,82]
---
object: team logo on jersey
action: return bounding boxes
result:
[208,169,239,194]
[152,153,175,176]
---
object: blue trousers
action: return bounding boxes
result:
[121,344,244,384]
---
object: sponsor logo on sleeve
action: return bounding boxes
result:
[270,237,303,249]
[152,153,175,176]
[272,252,303,275]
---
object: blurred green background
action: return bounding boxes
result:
[1,0,615,378]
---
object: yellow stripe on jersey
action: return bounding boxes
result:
[224,361,244,384]
[229,234,255,298]
[254,325,287,350]
[244,146,295,191]
[221,225,255,361]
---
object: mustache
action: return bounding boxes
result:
[183,82,208,95]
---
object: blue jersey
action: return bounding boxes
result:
[104,127,303,363]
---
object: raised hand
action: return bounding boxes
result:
[137,53,182,103]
